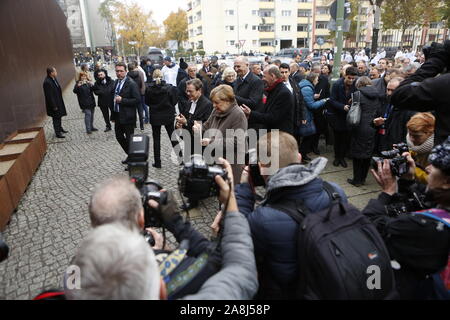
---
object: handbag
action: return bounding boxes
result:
[298,120,317,137]
[346,91,361,127]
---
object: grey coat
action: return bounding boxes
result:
[181,211,258,300]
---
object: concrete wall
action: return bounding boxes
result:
[0,0,75,143]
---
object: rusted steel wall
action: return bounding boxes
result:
[0,0,75,143]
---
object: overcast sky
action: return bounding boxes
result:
[131,0,187,25]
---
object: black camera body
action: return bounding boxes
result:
[385,191,428,217]
[372,143,410,177]
[128,134,166,228]
[178,155,228,201]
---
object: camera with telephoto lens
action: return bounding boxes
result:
[128,134,167,229]
[245,148,265,187]
[0,232,9,263]
[178,155,228,201]
[371,142,410,177]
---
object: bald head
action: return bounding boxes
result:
[89,176,143,230]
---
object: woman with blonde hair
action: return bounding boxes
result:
[218,67,237,87]
[144,69,178,168]
[73,71,97,134]
[406,112,435,184]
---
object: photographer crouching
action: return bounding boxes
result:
[363,137,450,299]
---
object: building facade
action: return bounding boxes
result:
[56,0,111,53]
[187,0,449,55]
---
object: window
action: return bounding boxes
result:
[298,0,311,2]
[430,22,440,28]
[298,9,311,17]
[258,24,275,32]
[196,27,203,35]
[226,40,235,46]
[252,10,258,16]
[253,40,258,45]
[315,21,328,29]
[252,25,258,30]
[225,25,235,31]
[260,40,273,46]
[188,17,193,24]
[281,25,291,31]
[316,7,329,15]
[297,24,308,32]
[259,9,274,17]
[282,10,291,17]
[225,9,234,16]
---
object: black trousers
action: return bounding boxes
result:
[99,105,111,129]
[115,121,135,155]
[333,130,350,160]
[52,116,62,134]
[299,135,314,158]
[352,158,371,184]
[151,124,178,164]
[311,109,330,150]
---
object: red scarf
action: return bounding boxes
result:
[264,78,284,93]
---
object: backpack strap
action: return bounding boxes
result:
[413,209,450,228]
[266,198,309,225]
[322,181,341,201]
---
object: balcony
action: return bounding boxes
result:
[298,2,313,10]
[259,0,275,9]
[297,31,308,38]
[297,17,310,24]
[315,14,330,21]
[259,31,275,38]
[315,29,330,36]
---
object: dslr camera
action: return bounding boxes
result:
[245,148,265,187]
[128,134,167,229]
[384,191,428,217]
[178,155,228,201]
[371,143,410,177]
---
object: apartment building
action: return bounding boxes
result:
[187,0,449,55]
[187,0,335,55]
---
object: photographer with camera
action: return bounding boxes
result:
[391,40,450,145]
[59,158,257,300]
[363,137,450,299]
[230,131,348,299]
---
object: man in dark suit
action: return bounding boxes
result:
[43,66,68,138]
[198,57,218,93]
[111,62,141,164]
[233,56,264,111]
[241,65,294,135]
[175,78,213,210]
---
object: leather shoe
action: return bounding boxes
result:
[91,128,99,132]
[340,159,348,168]
[121,158,129,164]
[104,128,112,132]
[333,159,339,167]
[61,129,69,133]
[56,134,65,139]
[347,178,362,187]
[152,162,162,169]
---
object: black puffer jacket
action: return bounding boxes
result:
[145,80,177,126]
[350,86,383,159]
[73,83,96,110]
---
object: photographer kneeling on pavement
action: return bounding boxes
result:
[35,159,257,300]
[232,131,348,299]
[362,137,450,299]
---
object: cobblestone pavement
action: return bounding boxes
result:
[0,78,381,300]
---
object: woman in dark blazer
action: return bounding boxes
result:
[145,69,179,168]
[73,72,97,134]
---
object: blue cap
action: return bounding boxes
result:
[164,56,172,62]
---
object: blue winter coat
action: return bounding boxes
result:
[299,79,327,122]
[235,158,348,298]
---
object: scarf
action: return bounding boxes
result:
[406,133,434,155]
[264,78,284,93]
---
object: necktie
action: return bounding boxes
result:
[114,80,123,113]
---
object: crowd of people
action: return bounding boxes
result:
[38,41,450,300]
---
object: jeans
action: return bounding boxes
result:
[83,108,95,133]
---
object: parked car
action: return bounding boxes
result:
[277,47,310,59]
[146,47,164,69]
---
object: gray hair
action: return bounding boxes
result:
[306,72,319,83]
[222,67,237,81]
[89,176,143,230]
[356,76,372,88]
[65,223,160,300]
[234,56,249,65]
[264,65,282,79]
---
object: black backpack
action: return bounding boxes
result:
[267,182,397,300]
